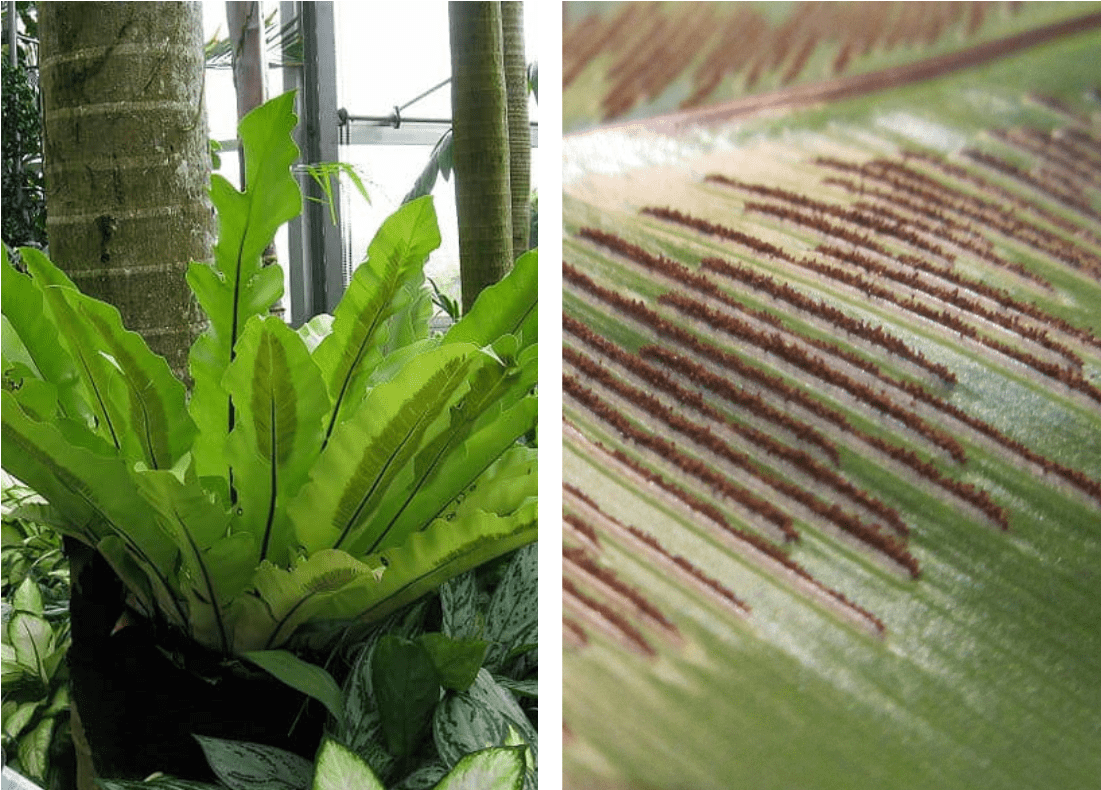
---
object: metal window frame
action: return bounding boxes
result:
[276,1,538,328]
[281,0,342,326]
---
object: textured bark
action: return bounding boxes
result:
[39,1,215,379]
[502,1,531,255]
[449,1,512,314]
[39,5,215,785]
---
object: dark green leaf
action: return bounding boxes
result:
[98,778,225,790]
[482,544,537,671]
[243,650,343,721]
[491,677,537,699]
[395,761,448,790]
[418,632,488,692]
[439,571,479,641]
[193,734,313,790]
[372,635,442,758]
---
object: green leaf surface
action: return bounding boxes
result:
[97,780,224,790]
[73,293,195,469]
[358,350,536,555]
[433,747,525,790]
[336,637,391,773]
[1,392,181,617]
[563,18,1101,790]
[134,469,255,651]
[371,635,441,758]
[481,544,537,672]
[432,669,536,771]
[351,498,538,627]
[399,761,449,790]
[290,343,478,555]
[223,315,329,565]
[18,247,195,467]
[404,129,453,205]
[444,249,537,351]
[243,649,344,721]
[418,632,489,692]
[188,91,301,483]
[12,576,43,617]
[336,607,434,780]
[16,717,54,783]
[296,312,334,353]
[2,249,89,427]
[439,571,480,641]
[193,735,313,790]
[311,738,385,790]
[7,612,50,683]
[2,700,40,741]
[491,677,537,699]
[313,195,441,441]
[1,644,26,683]
[236,554,357,650]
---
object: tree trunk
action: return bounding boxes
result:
[226,1,265,163]
[39,1,215,381]
[38,4,215,785]
[501,1,530,255]
[449,1,512,314]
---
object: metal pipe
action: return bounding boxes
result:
[7,1,18,67]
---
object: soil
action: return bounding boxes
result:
[64,539,328,783]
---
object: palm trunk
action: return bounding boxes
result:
[449,0,512,314]
[39,4,215,784]
[39,1,215,381]
[501,1,530,255]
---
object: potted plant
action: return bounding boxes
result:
[1,92,537,782]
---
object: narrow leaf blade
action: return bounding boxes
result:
[188,91,301,482]
[243,649,344,721]
[313,195,442,437]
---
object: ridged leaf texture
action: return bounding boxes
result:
[313,195,441,445]
[290,343,480,554]
[563,10,1101,790]
[223,315,329,566]
[188,91,301,483]
[444,248,538,352]
[14,248,195,469]
[1,248,90,430]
